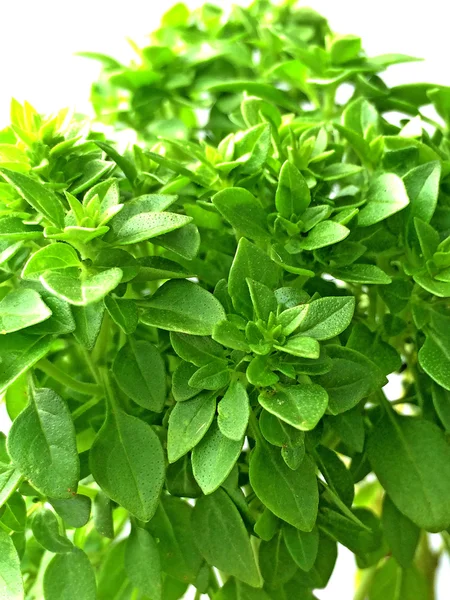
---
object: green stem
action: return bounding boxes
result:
[353,565,378,600]
[36,359,102,396]
[72,397,102,420]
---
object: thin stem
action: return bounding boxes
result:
[72,397,102,421]
[353,565,378,600]
[36,359,102,396]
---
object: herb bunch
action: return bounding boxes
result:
[1,1,450,599]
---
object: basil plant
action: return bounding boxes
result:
[1,1,450,599]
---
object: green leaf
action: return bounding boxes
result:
[49,494,91,528]
[7,388,79,498]
[0,288,51,333]
[358,173,409,227]
[249,437,318,531]
[315,345,386,414]
[0,168,65,228]
[104,296,138,334]
[167,391,217,463]
[44,549,96,600]
[274,336,320,358]
[276,161,310,218]
[41,267,122,306]
[246,279,277,322]
[418,326,450,390]
[72,302,104,350]
[431,383,450,431]
[108,202,192,245]
[146,495,202,585]
[218,380,250,441]
[404,161,441,236]
[141,280,226,335]
[0,333,52,393]
[0,528,23,599]
[0,466,22,510]
[212,187,270,241]
[189,360,230,391]
[342,97,378,136]
[320,163,363,181]
[192,421,243,494]
[259,530,297,588]
[0,217,41,241]
[367,413,450,531]
[258,384,328,431]
[113,340,166,411]
[172,361,202,402]
[283,523,319,572]
[21,243,81,280]
[229,239,280,320]
[296,296,355,340]
[170,332,225,367]
[90,403,165,522]
[330,264,391,284]
[1,493,26,532]
[31,508,73,553]
[382,495,420,568]
[299,221,350,250]
[192,489,262,587]
[125,527,162,600]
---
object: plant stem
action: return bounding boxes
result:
[72,396,102,420]
[353,565,378,600]
[36,359,102,396]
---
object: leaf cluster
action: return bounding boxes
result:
[1,1,450,598]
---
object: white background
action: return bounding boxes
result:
[1,0,449,597]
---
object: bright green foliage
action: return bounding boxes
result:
[0,2,450,598]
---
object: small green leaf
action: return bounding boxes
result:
[418,326,450,390]
[330,264,391,284]
[275,336,320,358]
[258,384,328,431]
[90,404,165,522]
[276,161,311,218]
[296,296,355,340]
[31,508,73,553]
[0,168,65,228]
[113,340,166,411]
[142,279,225,335]
[0,288,51,333]
[167,391,217,463]
[250,437,318,531]
[0,333,52,393]
[147,495,202,585]
[104,296,138,334]
[229,239,280,319]
[358,173,409,227]
[49,494,91,529]
[299,221,350,250]
[368,413,450,531]
[192,489,262,587]
[125,527,162,600]
[188,360,230,391]
[7,388,79,498]
[21,243,81,280]
[382,495,420,568]
[283,523,319,572]
[44,549,96,600]
[212,187,270,241]
[0,528,24,599]
[192,420,243,494]
[218,380,250,441]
